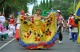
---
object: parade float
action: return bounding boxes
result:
[15,10,58,49]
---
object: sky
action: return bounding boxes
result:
[27,0,50,15]
[27,4,34,15]
[27,0,42,15]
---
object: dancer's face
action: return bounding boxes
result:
[36,10,41,15]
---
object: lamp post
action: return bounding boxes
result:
[74,0,76,13]
[3,7,4,14]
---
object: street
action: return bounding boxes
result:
[0,0,80,52]
[0,32,80,52]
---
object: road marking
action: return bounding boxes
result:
[0,38,15,50]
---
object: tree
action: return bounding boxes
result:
[0,0,37,18]
[32,0,80,19]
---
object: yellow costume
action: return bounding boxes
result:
[18,12,58,49]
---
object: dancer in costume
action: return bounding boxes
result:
[15,10,28,40]
[8,14,15,37]
[56,10,64,43]
[68,13,74,40]
[16,9,58,49]
[0,12,7,40]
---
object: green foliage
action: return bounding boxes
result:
[1,0,80,19]
[32,0,80,20]
[0,0,36,18]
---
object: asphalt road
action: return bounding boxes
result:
[0,37,13,47]
[0,32,80,52]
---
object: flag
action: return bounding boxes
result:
[76,2,80,17]
[76,2,80,44]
